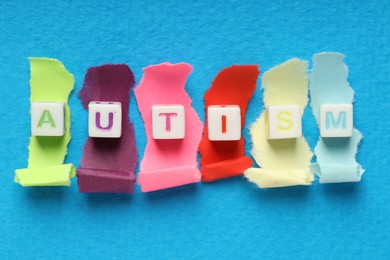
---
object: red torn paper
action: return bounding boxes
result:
[199,65,259,182]
[134,62,203,192]
[77,64,138,193]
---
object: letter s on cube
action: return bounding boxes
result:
[320,104,353,138]
[31,102,65,136]
[88,101,122,138]
[267,105,302,139]
[152,105,185,139]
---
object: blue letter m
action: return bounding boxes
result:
[326,111,347,130]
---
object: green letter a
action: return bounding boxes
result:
[37,110,56,128]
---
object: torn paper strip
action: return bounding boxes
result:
[134,62,203,192]
[77,64,138,193]
[309,52,364,183]
[244,58,314,188]
[199,65,259,182]
[15,58,75,186]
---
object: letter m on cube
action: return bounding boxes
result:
[320,104,353,137]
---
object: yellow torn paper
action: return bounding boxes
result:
[15,58,75,186]
[244,58,313,188]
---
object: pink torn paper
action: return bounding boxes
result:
[134,62,203,192]
[77,64,138,193]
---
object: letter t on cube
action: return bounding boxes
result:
[152,105,185,139]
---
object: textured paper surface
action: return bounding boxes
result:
[15,58,75,186]
[309,52,364,183]
[134,62,203,192]
[199,65,259,182]
[2,1,389,259]
[244,59,313,188]
[77,64,138,193]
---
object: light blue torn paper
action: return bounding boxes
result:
[309,52,364,183]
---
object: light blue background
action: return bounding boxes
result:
[1,0,389,259]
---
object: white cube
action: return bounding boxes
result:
[267,105,302,139]
[320,104,353,137]
[208,105,241,141]
[88,101,122,138]
[152,105,185,139]
[31,102,65,136]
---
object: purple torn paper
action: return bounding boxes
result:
[77,64,138,193]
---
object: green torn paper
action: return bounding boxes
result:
[15,58,75,186]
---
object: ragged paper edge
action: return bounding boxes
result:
[77,168,136,193]
[135,62,203,192]
[201,156,253,182]
[309,52,364,183]
[76,64,138,193]
[245,168,314,188]
[15,164,75,186]
[138,163,200,192]
[199,65,259,182]
[15,58,75,187]
[244,58,314,188]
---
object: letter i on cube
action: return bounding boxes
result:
[267,105,302,139]
[320,104,353,137]
[31,102,65,136]
[152,105,185,139]
[207,105,241,141]
[88,101,122,138]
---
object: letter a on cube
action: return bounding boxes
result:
[267,105,302,139]
[320,104,353,137]
[31,102,65,136]
[88,101,122,138]
[207,105,241,141]
[152,105,185,139]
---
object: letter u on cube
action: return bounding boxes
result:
[88,101,122,138]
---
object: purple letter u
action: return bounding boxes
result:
[95,112,114,130]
